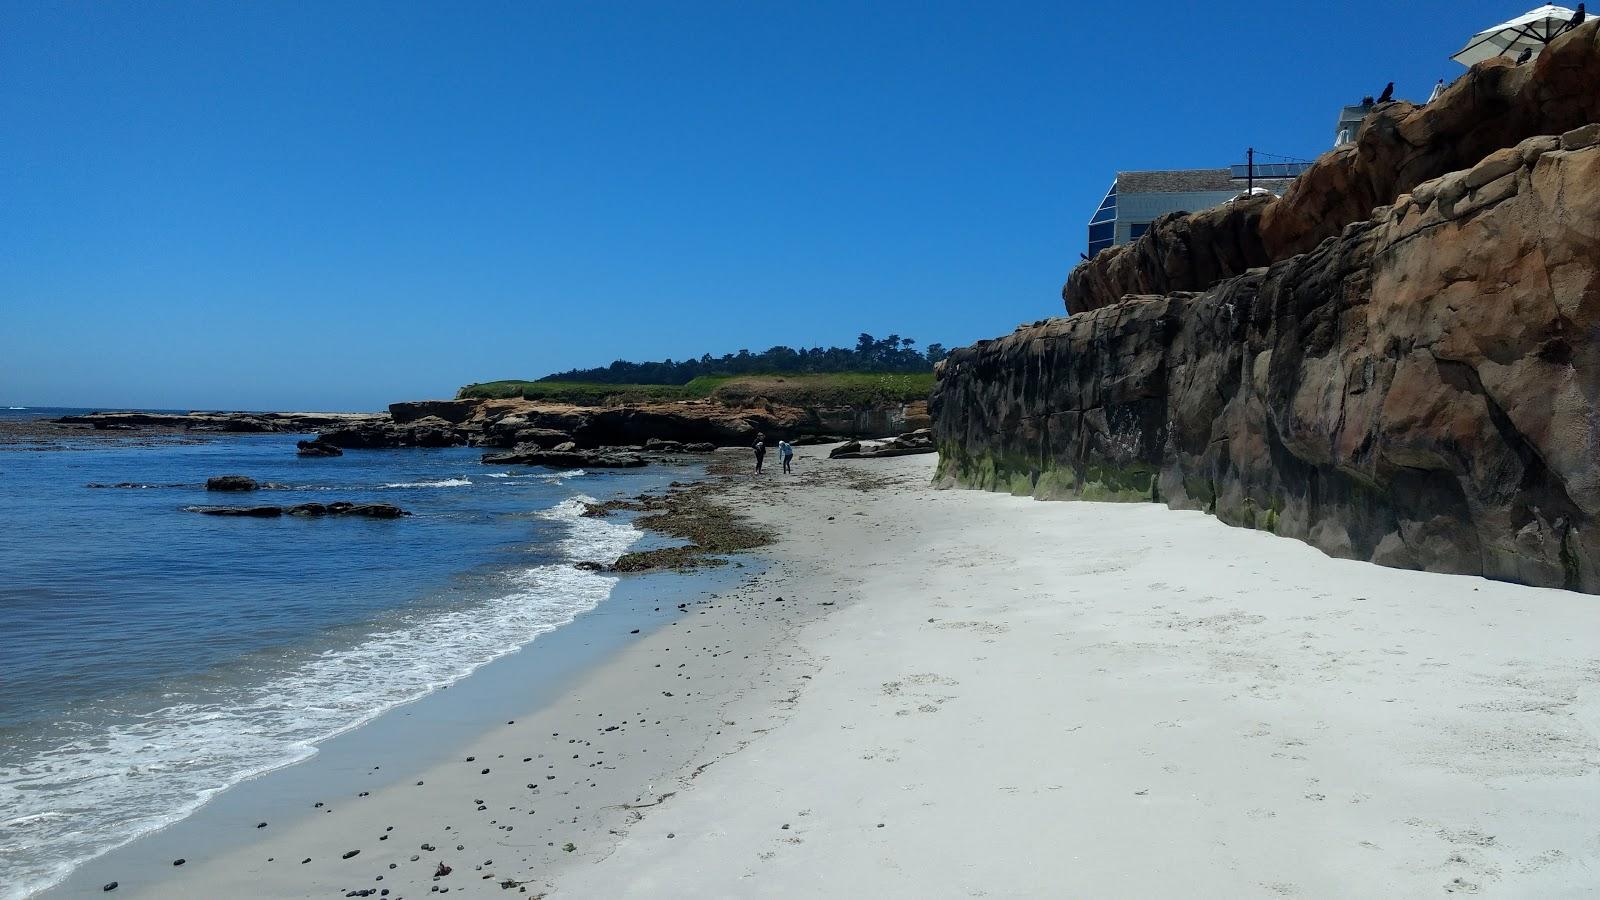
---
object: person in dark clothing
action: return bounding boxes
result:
[754,432,766,474]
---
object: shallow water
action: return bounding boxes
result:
[0,419,685,898]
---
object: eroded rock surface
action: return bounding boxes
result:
[1063,20,1600,314]
[937,138,1600,591]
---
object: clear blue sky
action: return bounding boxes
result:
[2,0,1514,410]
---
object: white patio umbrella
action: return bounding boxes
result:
[1452,5,1581,66]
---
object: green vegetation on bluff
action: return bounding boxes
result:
[458,332,945,405]
[538,333,946,385]
[457,372,934,406]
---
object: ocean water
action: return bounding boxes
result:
[0,414,685,898]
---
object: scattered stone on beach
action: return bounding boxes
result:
[343,849,360,859]
[828,428,934,459]
[205,475,259,491]
[102,882,117,892]
[435,862,453,876]
[172,858,185,866]
[257,821,267,828]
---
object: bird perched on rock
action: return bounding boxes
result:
[1377,82,1394,103]
[1516,46,1533,63]
[1571,4,1586,28]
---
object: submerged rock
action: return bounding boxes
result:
[205,475,259,491]
[185,505,282,517]
[479,447,646,468]
[187,502,409,519]
[295,438,344,457]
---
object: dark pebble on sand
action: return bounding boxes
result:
[343,849,360,859]
[173,858,185,866]
[102,883,117,892]
[630,629,640,634]
[257,821,268,828]
[302,858,311,864]
[465,756,474,762]
[481,768,490,774]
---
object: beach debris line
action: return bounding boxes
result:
[583,480,774,573]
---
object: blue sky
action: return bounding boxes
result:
[2,0,1519,410]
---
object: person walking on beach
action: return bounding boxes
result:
[753,432,767,474]
[778,438,794,474]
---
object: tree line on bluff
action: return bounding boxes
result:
[540,334,948,385]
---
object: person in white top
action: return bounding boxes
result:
[778,439,795,474]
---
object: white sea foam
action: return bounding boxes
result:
[380,478,472,488]
[0,495,638,900]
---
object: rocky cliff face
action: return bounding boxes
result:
[936,133,1600,591]
[1064,20,1600,315]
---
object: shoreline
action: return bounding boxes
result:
[38,557,754,899]
[41,448,1600,896]
[17,451,715,900]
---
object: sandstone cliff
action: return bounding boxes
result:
[1064,20,1600,314]
[936,133,1600,591]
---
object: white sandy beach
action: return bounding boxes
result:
[99,449,1600,898]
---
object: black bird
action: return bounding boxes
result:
[1572,4,1586,28]
[1517,46,1533,64]
[1377,82,1394,103]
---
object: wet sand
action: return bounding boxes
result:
[81,449,1600,897]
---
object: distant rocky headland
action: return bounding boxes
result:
[933,21,1600,592]
[38,379,932,468]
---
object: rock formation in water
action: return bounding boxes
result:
[52,394,930,455]
[1063,21,1600,314]
[935,131,1600,591]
